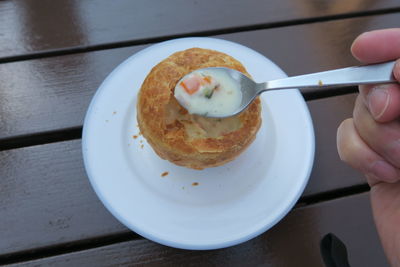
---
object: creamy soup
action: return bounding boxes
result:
[174,69,242,117]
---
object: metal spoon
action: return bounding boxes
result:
[176,61,397,118]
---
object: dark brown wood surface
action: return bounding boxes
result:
[1,0,399,59]
[304,94,364,197]
[5,193,388,267]
[1,1,398,266]
[1,13,400,142]
[0,94,363,257]
[0,140,127,256]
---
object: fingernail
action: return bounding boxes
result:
[367,85,390,119]
[368,160,398,183]
[394,59,400,81]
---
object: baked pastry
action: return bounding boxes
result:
[137,48,261,170]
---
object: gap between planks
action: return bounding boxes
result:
[0,127,82,152]
[0,7,399,64]
[0,232,139,266]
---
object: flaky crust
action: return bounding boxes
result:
[137,48,261,169]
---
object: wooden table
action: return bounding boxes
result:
[1,1,399,266]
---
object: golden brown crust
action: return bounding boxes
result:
[137,48,261,169]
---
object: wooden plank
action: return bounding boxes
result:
[0,0,399,59]
[0,140,127,256]
[5,193,388,267]
[304,94,364,196]
[0,93,365,256]
[1,13,399,140]
[0,44,146,140]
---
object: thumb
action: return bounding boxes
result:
[367,60,400,122]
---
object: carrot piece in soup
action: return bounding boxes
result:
[180,75,201,95]
[203,76,212,84]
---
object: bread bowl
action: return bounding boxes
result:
[137,48,261,169]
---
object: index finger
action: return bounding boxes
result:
[351,28,400,64]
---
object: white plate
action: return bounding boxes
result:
[82,37,315,250]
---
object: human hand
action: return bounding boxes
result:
[337,28,400,266]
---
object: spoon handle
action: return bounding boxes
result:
[263,61,397,91]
